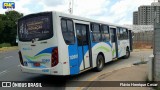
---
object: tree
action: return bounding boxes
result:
[0,14,5,43]
[0,10,23,45]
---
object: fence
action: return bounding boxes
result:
[133,31,153,49]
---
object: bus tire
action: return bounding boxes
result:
[124,48,130,59]
[95,54,104,72]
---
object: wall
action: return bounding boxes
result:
[133,31,153,49]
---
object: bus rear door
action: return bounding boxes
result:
[75,23,92,71]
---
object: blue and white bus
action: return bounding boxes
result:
[18,11,133,75]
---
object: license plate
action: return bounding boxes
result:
[34,62,40,67]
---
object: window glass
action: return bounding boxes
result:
[18,12,53,41]
[81,25,88,45]
[61,20,67,32]
[76,24,88,46]
[110,29,115,42]
[118,28,129,40]
[101,25,110,41]
[119,28,124,40]
[67,20,74,32]
[101,25,108,33]
[91,23,101,42]
[92,33,101,42]
[61,19,75,45]
[92,24,100,32]
[117,28,120,39]
[76,25,82,46]
[123,28,128,39]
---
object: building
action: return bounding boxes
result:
[151,1,160,23]
[133,11,138,25]
[138,5,153,25]
[133,0,160,25]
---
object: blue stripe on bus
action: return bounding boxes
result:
[35,47,54,56]
[68,41,112,75]
[68,44,79,75]
[77,45,89,68]
[91,42,112,48]
[24,56,47,68]
[23,47,54,69]
[106,42,112,48]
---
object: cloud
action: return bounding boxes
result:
[73,0,110,17]
[106,0,153,25]
[0,0,32,15]
[41,0,65,6]
[0,0,154,25]
[23,0,44,14]
[38,0,69,13]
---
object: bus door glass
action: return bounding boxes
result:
[110,28,118,58]
[76,24,91,71]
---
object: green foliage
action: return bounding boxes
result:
[0,10,23,46]
[0,43,11,48]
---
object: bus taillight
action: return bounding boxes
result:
[18,51,24,66]
[51,47,59,67]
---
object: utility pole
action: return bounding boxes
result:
[153,0,160,81]
[69,0,74,14]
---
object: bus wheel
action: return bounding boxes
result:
[124,48,130,59]
[95,54,104,72]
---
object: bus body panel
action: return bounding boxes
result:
[18,11,132,76]
[118,39,130,58]
[112,43,116,58]
[19,12,65,75]
[52,13,71,75]
[73,20,92,72]
[18,40,55,68]
[91,42,112,68]
[21,62,63,75]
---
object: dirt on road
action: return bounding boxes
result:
[86,64,152,90]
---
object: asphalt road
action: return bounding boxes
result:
[0,49,153,90]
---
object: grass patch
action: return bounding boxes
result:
[0,46,18,52]
[0,43,11,48]
[0,43,18,52]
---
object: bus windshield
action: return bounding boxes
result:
[18,12,53,41]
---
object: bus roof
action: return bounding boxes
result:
[20,11,131,30]
[54,11,130,29]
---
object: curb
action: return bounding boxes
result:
[133,49,153,52]
[76,64,134,90]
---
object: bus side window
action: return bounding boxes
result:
[119,28,124,40]
[124,29,128,39]
[91,23,101,42]
[117,28,120,40]
[101,25,110,42]
[110,30,115,42]
[61,18,75,45]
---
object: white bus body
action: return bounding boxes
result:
[18,11,132,75]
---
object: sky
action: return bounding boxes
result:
[0,0,155,25]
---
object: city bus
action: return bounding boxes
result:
[18,11,133,75]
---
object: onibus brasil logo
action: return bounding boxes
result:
[2,2,15,9]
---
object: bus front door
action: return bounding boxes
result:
[110,28,118,59]
[76,24,91,71]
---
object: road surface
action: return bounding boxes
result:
[0,49,153,90]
